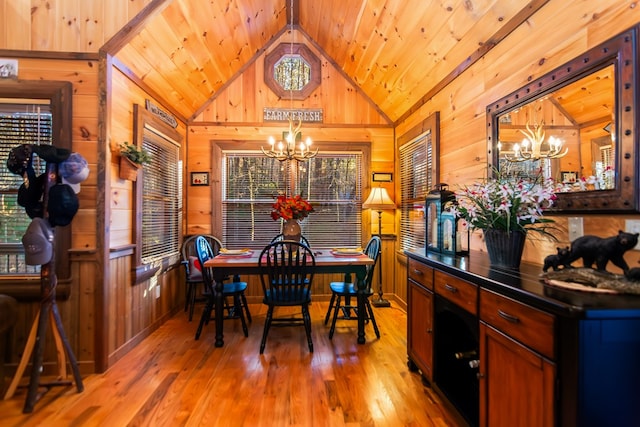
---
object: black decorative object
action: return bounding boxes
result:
[542,246,571,272]
[564,230,639,273]
[425,184,455,253]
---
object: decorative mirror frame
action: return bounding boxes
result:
[486,26,638,213]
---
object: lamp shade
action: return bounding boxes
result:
[363,187,396,210]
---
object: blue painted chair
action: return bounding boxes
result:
[324,236,381,339]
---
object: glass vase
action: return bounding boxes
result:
[282,219,301,243]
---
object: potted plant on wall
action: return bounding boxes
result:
[119,142,151,181]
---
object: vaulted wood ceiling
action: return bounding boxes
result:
[109,0,547,124]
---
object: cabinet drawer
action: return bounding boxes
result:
[434,271,477,315]
[408,258,433,289]
[480,289,555,359]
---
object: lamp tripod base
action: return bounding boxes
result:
[371,297,391,308]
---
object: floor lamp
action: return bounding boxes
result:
[362,186,396,307]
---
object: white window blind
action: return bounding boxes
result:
[0,105,52,274]
[399,133,432,251]
[222,151,362,249]
[141,128,181,263]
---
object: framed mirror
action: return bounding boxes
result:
[487,26,638,213]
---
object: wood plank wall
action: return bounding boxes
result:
[393,0,640,306]
[186,29,396,301]
[0,0,153,51]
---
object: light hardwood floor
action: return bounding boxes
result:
[1,301,464,426]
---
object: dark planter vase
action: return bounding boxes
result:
[484,229,527,270]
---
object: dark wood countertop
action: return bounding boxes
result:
[405,249,640,318]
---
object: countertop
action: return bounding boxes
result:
[405,248,640,318]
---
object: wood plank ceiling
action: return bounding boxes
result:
[110,0,546,124]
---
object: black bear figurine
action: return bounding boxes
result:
[565,230,639,273]
[542,246,571,272]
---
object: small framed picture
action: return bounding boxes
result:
[372,172,393,182]
[190,172,209,186]
[561,171,578,183]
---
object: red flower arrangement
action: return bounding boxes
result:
[270,194,314,221]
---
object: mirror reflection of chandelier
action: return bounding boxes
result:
[503,119,568,162]
[261,0,317,163]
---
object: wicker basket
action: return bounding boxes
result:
[119,156,141,181]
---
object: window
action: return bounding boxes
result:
[0,103,51,274]
[0,80,73,282]
[264,43,321,100]
[133,104,182,274]
[140,131,181,263]
[399,113,439,252]
[221,148,365,249]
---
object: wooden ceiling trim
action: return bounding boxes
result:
[153,14,217,106]
[395,0,551,125]
[188,26,288,123]
[111,55,188,124]
[127,27,208,112]
[316,1,367,68]
[298,27,392,125]
[101,0,171,55]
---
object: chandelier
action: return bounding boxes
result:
[261,0,317,163]
[503,120,568,162]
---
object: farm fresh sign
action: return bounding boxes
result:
[263,108,323,123]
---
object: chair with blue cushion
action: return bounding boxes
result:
[194,236,249,340]
[258,240,316,353]
[180,234,217,321]
[324,235,381,339]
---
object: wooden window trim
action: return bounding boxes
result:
[0,80,73,299]
[131,104,183,284]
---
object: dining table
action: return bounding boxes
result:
[203,248,374,348]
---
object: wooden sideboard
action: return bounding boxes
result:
[405,249,640,427]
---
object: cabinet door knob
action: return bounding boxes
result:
[498,309,520,323]
[427,328,433,334]
[412,269,423,275]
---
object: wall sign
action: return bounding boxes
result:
[145,99,178,128]
[263,108,323,123]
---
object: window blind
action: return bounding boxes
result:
[222,152,362,249]
[399,132,432,251]
[0,108,52,274]
[141,128,181,263]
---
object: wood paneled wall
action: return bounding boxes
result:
[392,1,640,305]
[0,56,101,375]
[0,0,153,52]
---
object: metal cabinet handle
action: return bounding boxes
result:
[427,328,433,334]
[498,309,520,323]
[412,269,423,275]
[444,284,458,293]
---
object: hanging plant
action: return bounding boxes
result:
[119,142,151,165]
[119,142,151,181]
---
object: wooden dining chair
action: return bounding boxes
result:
[258,240,316,353]
[270,233,311,248]
[180,234,217,321]
[324,235,381,339]
[194,236,249,340]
